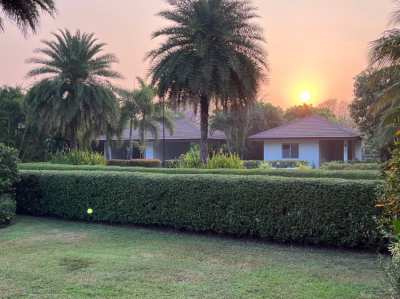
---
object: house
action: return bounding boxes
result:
[248,116,362,168]
[98,114,226,160]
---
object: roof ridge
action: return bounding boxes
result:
[313,115,358,135]
[248,114,360,140]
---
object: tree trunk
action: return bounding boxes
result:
[140,114,145,159]
[200,95,210,164]
[127,118,133,160]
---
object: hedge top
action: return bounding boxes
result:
[19,162,383,181]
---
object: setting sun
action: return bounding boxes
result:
[299,91,312,103]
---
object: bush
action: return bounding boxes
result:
[17,170,382,248]
[269,160,309,168]
[377,142,400,231]
[19,163,383,180]
[177,145,202,168]
[243,160,263,169]
[206,152,243,169]
[0,143,18,226]
[107,159,161,168]
[50,150,105,165]
[164,159,180,168]
[321,161,380,171]
[0,194,16,226]
[377,142,400,298]
[385,241,400,297]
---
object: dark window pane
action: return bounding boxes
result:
[282,144,290,158]
[291,144,299,158]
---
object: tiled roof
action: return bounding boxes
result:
[98,115,226,141]
[249,116,360,140]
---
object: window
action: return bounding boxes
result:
[282,143,299,159]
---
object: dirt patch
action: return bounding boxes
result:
[59,256,95,272]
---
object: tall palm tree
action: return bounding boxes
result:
[25,29,121,149]
[119,78,174,159]
[0,0,56,33]
[147,0,267,163]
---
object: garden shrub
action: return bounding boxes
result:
[386,241,400,297]
[0,143,19,226]
[164,159,180,168]
[177,145,202,168]
[17,170,383,248]
[107,159,162,168]
[0,194,17,226]
[377,142,400,232]
[378,142,400,298]
[206,152,243,169]
[242,160,263,169]
[19,163,383,180]
[321,161,380,171]
[50,150,105,165]
[269,160,309,168]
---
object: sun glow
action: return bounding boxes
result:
[299,91,312,104]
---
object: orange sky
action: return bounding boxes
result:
[0,0,394,108]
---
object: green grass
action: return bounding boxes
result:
[0,217,389,298]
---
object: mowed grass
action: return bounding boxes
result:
[0,217,389,299]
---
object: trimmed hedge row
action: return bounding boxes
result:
[107,159,162,168]
[17,170,383,248]
[19,163,383,180]
[321,161,381,171]
[243,160,309,169]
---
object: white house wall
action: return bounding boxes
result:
[144,142,155,159]
[299,142,320,168]
[263,143,282,161]
[263,141,320,168]
[355,141,362,161]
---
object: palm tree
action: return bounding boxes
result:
[25,29,121,149]
[119,78,174,159]
[147,0,267,163]
[369,4,400,141]
[0,0,56,33]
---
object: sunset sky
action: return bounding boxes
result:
[0,0,395,108]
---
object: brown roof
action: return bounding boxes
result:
[98,115,226,141]
[249,116,360,140]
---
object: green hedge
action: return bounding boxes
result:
[107,159,161,168]
[0,144,18,226]
[19,163,383,180]
[16,170,383,248]
[321,161,381,171]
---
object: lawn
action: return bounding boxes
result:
[0,217,390,299]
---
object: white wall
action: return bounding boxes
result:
[355,141,362,161]
[299,142,320,168]
[144,142,154,159]
[263,143,282,161]
[264,141,320,168]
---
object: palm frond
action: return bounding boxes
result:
[0,0,56,33]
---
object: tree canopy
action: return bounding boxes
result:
[25,29,121,149]
[119,78,174,159]
[284,103,336,122]
[148,0,267,162]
